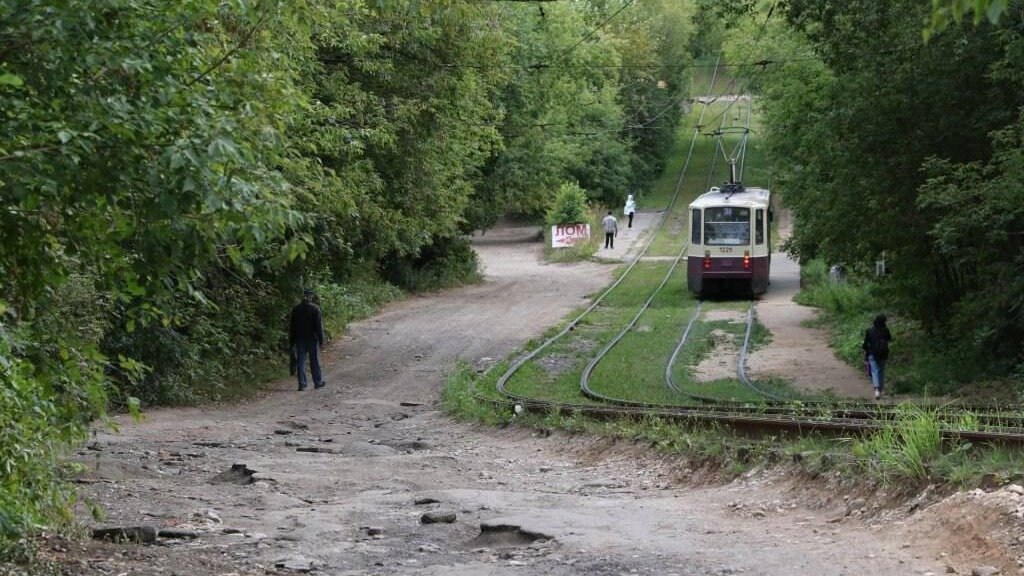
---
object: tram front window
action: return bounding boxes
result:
[704,207,750,246]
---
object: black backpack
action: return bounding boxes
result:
[866,327,889,361]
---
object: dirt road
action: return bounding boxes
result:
[746,253,873,399]
[64,230,1010,576]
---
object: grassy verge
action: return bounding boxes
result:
[502,262,670,403]
[444,361,1024,488]
[791,259,1019,401]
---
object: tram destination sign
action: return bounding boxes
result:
[551,223,590,248]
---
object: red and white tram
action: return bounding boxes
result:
[687,184,771,295]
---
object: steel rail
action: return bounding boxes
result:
[495,58,722,402]
[578,241,689,403]
[484,395,1024,444]
[482,58,1024,445]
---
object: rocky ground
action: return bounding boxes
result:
[22,224,1024,576]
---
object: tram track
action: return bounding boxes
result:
[485,63,1024,445]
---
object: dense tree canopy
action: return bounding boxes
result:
[0,0,700,540]
[753,0,1024,376]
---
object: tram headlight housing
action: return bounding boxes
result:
[703,250,711,270]
[743,250,751,269]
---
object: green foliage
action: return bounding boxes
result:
[0,320,101,540]
[381,236,482,292]
[546,182,591,226]
[926,0,1009,40]
[794,280,873,318]
[315,281,402,337]
[854,404,944,481]
[0,0,708,543]
[794,259,999,396]
[761,0,1024,390]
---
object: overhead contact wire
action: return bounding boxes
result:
[495,57,722,402]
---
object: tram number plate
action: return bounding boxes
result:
[719,247,733,253]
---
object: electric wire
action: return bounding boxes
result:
[545,0,637,66]
[495,57,722,402]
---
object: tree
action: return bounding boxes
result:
[759,0,1024,377]
[546,182,591,225]
[927,0,1010,39]
[1,0,314,537]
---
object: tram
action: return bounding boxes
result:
[687,183,771,296]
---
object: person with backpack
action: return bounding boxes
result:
[862,314,892,400]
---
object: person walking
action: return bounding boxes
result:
[624,194,636,229]
[290,288,326,391]
[602,211,618,249]
[861,314,892,400]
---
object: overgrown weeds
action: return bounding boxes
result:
[854,404,943,481]
[793,258,998,397]
[445,363,1024,489]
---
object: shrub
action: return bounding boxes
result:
[545,182,590,226]
[544,206,601,262]
[381,235,482,292]
[0,283,108,542]
[314,280,402,337]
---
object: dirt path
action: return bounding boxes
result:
[746,253,873,399]
[597,209,660,261]
[61,229,1005,576]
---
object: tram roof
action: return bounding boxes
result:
[689,186,770,209]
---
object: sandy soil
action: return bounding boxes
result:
[40,225,1020,576]
[746,254,874,399]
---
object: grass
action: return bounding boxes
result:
[445,361,1024,488]
[586,268,698,404]
[791,258,1009,400]
[440,58,1024,496]
[501,263,671,403]
[854,403,943,481]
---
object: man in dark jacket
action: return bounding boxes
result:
[862,314,892,400]
[290,288,325,391]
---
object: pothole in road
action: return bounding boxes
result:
[210,463,256,485]
[466,522,554,548]
[379,439,432,451]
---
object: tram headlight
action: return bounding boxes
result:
[703,250,711,270]
[743,250,751,269]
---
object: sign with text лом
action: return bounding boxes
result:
[551,223,590,248]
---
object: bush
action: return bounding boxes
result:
[0,270,117,544]
[105,274,289,405]
[314,280,402,337]
[545,182,590,226]
[380,235,482,292]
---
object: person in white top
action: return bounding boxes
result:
[602,211,618,249]
[624,194,636,228]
